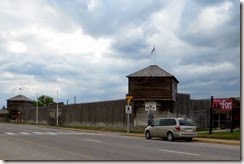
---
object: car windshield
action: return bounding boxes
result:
[179,119,195,126]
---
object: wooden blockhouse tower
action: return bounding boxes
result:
[7,95,34,120]
[127,65,179,127]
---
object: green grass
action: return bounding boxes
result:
[197,130,240,140]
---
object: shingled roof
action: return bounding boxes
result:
[127,65,179,83]
[7,95,33,102]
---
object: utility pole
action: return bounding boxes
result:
[126,96,133,133]
[230,105,234,133]
[36,99,38,124]
[209,96,213,134]
[56,90,59,126]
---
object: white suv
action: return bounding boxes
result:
[144,118,197,141]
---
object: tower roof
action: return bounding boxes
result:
[127,65,179,83]
[7,95,33,102]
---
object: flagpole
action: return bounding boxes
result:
[151,44,156,65]
[154,44,156,65]
[154,52,156,65]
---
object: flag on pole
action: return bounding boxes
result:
[151,45,155,54]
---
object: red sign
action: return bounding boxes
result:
[213,98,232,112]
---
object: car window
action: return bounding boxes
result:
[166,119,176,126]
[159,119,166,126]
[159,119,176,126]
[152,119,160,126]
[179,119,195,126]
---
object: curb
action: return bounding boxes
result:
[121,133,240,145]
[192,138,240,145]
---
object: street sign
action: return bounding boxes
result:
[126,96,133,104]
[145,102,156,111]
[213,98,232,112]
[125,105,132,114]
[126,96,133,99]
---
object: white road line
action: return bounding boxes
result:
[4,132,18,135]
[83,139,102,143]
[19,132,32,135]
[57,132,72,135]
[32,132,45,135]
[70,132,84,135]
[158,149,199,156]
[2,131,105,136]
[45,132,58,135]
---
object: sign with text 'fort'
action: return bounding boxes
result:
[213,98,232,112]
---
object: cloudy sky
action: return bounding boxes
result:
[0,0,241,107]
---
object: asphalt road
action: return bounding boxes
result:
[0,123,240,161]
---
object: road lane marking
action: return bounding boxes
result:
[83,139,102,143]
[19,132,32,135]
[57,132,73,135]
[70,132,84,135]
[2,131,106,136]
[45,132,58,135]
[158,149,199,156]
[4,132,17,135]
[32,132,45,135]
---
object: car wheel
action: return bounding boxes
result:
[167,132,174,141]
[145,131,151,139]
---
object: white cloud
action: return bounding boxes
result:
[39,27,112,59]
[87,0,101,11]
[183,1,232,36]
[5,40,27,53]
[198,1,232,29]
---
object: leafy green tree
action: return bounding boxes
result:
[34,95,55,107]
[2,105,6,110]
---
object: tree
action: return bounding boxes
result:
[34,95,55,107]
[2,105,6,110]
